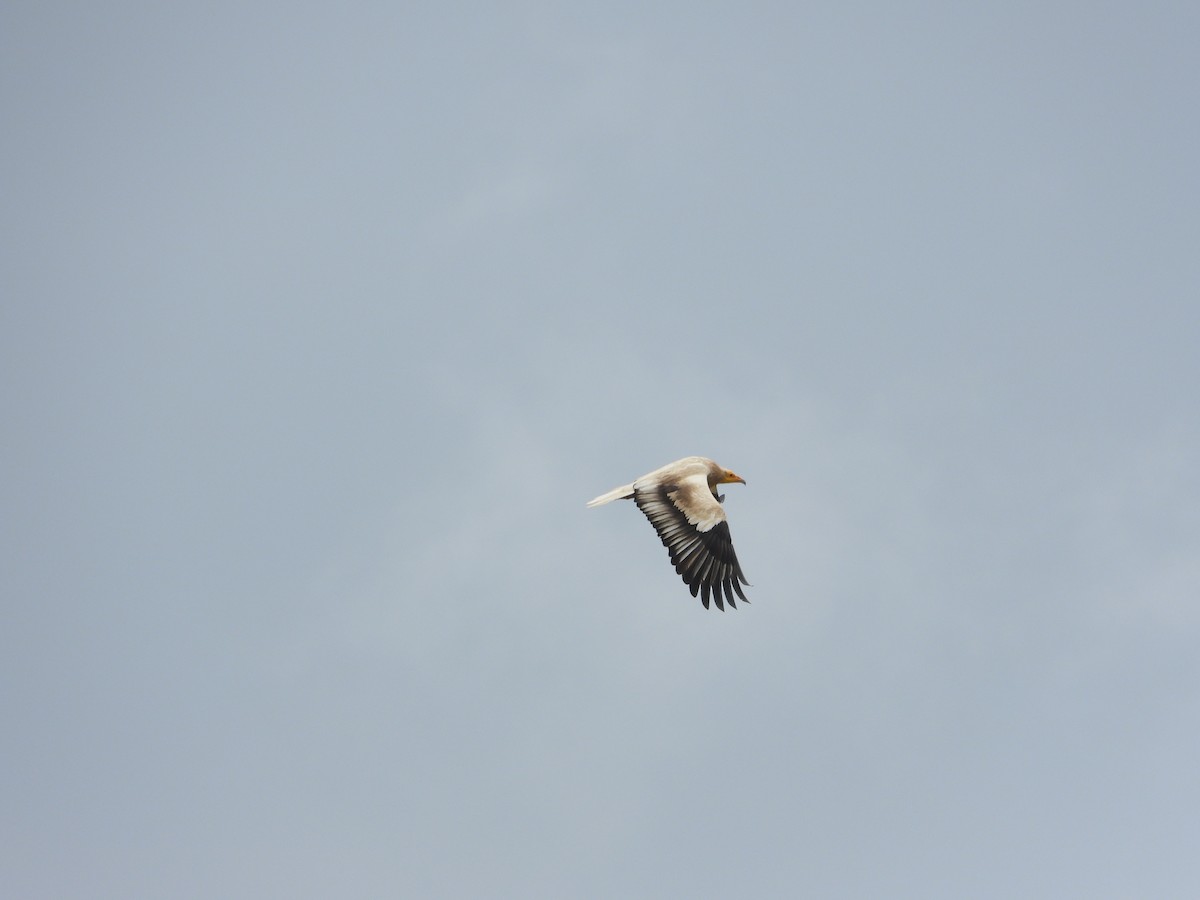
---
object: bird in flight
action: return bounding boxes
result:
[587,456,750,610]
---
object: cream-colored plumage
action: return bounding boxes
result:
[587,456,750,610]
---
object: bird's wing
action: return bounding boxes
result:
[634,471,749,611]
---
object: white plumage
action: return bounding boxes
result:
[588,456,750,610]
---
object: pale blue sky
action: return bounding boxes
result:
[3,3,1199,897]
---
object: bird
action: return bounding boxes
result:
[587,456,750,610]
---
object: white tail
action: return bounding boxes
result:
[586,482,635,507]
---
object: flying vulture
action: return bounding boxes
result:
[587,456,750,610]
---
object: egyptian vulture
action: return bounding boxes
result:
[587,456,750,610]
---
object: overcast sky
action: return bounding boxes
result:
[3,3,1199,898]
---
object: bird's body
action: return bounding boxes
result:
[587,456,750,610]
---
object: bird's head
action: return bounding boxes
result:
[718,469,746,486]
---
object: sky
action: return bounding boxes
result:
[2,2,1199,897]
